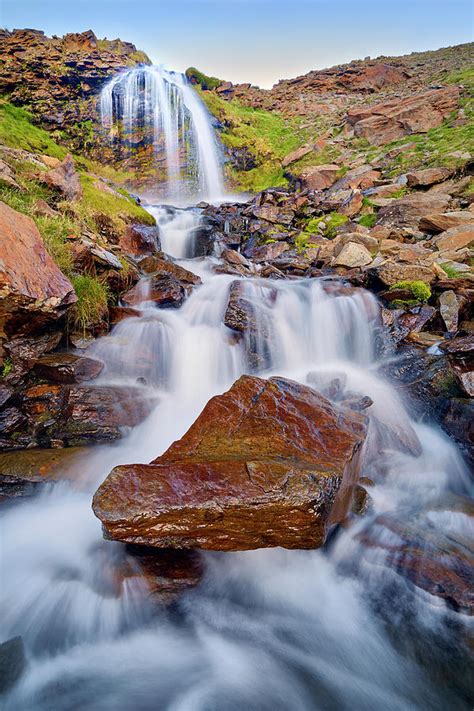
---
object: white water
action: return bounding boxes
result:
[1,209,472,709]
[100,66,224,202]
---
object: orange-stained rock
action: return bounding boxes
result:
[434,224,474,252]
[93,375,368,551]
[346,87,459,145]
[0,200,76,336]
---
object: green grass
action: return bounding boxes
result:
[358,214,377,228]
[186,67,222,91]
[70,274,110,333]
[197,89,309,192]
[440,262,463,278]
[0,102,67,158]
[34,215,77,275]
[1,357,12,378]
[390,280,431,303]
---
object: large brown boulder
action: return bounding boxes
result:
[93,375,368,551]
[0,201,76,336]
[345,87,459,145]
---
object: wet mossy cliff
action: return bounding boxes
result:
[0,28,150,155]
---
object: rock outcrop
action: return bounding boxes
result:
[0,201,76,337]
[93,375,368,550]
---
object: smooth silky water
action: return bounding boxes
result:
[1,69,473,710]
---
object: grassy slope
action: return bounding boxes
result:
[0,102,154,330]
[196,62,473,193]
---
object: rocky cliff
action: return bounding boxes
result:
[0,29,150,154]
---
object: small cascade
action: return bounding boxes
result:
[100,66,224,203]
[2,208,472,710]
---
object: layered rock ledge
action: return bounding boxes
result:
[93,375,368,551]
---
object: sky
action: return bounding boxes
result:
[1,0,473,88]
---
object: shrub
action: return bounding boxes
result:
[185,67,222,91]
[390,280,431,303]
[358,214,377,228]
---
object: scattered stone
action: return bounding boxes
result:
[434,225,474,252]
[296,164,340,191]
[405,167,453,187]
[333,242,373,268]
[119,224,161,256]
[439,290,459,333]
[281,144,312,167]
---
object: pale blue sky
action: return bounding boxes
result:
[1,0,473,87]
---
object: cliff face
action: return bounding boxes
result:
[0,29,150,153]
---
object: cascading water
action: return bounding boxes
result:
[1,208,472,709]
[100,66,224,203]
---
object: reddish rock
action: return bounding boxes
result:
[0,201,76,336]
[281,145,313,167]
[419,212,474,233]
[119,224,161,257]
[406,167,454,187]
[33,353,104,383]
[252,204,295,225]
[0,447,86,496]
[38,154,82,200]
[243,241,290,263]
[122,275,190,308]
[377,192,451,228]
[346,87,459,145]
[434,224,474,252]
[92,375,368,551]
[296,164,340,191]
[136,257,201,285]
[108,306,141,324]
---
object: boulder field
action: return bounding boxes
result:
[93,375,368,551]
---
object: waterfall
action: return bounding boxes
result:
[1,209,471,710]
[100,66,224,203]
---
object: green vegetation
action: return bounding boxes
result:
[358,214,377,228]
[70,275,109,333]
[35,215,76,275]
[1,358,12,378]
[304,212,348,238]
[186,67,222,91]
[440,262,462,278]
[197,88,313,191]
[390,280,432,303]
[0,102,66,158]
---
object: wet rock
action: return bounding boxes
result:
[93,375,368,551]
[122,275,189,308]
[108,306,141,324]
[21,384,157,446]
[0,447,85,497]
[0,636,26,693]
[33,353,104,383]
[122,546,203,606]
[356,500,474,614]
[3,331,62,384]
[38,154,82,200]
[439,290,459,333]
[0,407,27,436]
[333,242,373,268]
[405,167,454,187]
[440,398,474,463]
[135,257,201,286]
[439,335,474,357]
[119,224,161,257]
[0,201,76,336]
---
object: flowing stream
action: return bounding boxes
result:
[1,71,473,709]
